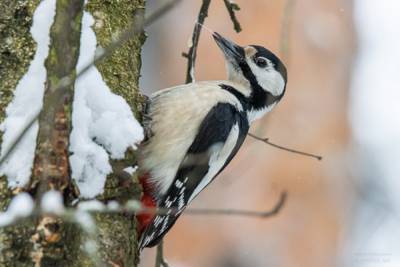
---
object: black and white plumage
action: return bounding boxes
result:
[138,32,287,249]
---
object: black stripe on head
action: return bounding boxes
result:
[234,46,287,110]
[237,59,278,110]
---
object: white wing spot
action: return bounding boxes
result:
[153,216,164,227]
[175,180,183,188]
[143,232,155,247]
[178,193,185,210]
[160,216,170,234]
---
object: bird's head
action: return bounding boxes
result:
[213,32,287,121]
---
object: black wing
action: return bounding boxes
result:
[139,103,249,249]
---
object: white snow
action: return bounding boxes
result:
[0,0,56,188]
[84,240,98,255]
[347,0,400,266]
[106,200,120,211]
[69,10,144,199]
[74,210,96,233]
[126,199,142,211]
[41,190,65,214]
[78,200,105,211]
[123,166,138,175]
[0,193,34,227]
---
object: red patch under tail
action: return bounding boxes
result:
[137,172,157,235]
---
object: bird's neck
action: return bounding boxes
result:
[218,81,273,122]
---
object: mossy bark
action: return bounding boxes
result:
[0,0,146,266]
[0,0,40,143]
[85,1,146,265]
[0,2,40,264]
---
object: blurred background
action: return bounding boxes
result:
[139,0,400,266]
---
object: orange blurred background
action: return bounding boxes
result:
[140,0,354,266]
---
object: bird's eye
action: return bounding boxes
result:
[255,57,268,68]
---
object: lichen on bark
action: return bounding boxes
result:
[0,0,40,210]
[86,0,146,117]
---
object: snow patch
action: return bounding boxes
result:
[78,200,105,211]
[0,193,34,227]
[74,210,96,232]
[69,10,144,199]
[84,240,98,254]
[106,200,120,211]
[123,166,138,175]
[41,190,65,214]
[0,0,56,188]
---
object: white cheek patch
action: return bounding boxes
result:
[245,57,285,96]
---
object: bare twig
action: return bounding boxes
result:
[223,0,242,32]
[186,191,287,218]
[130,191,287,218]
[152,191,283,266]
[1,192,287,229]
[184,0,212,83]
[155,240,169,267]
[0,0,182,168]
[248,133,322,160]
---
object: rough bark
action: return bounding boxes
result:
[0,2,40,265]
[0,0,145,266]
[85,1,145,265]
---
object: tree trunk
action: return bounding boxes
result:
[0,0,145,266]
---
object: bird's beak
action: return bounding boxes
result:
[213,32,244,63]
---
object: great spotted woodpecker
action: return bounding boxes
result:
[138,32,287,249]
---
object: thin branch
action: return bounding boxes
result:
[223,0,242,32]
[1,192,287,229]
[155,190,280,266]
[186,191,287,218]
[248,133,322,161]
[184,0,212,83]
[155,240,169,267]
[0,0,182,168]
[136,191,286,218]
